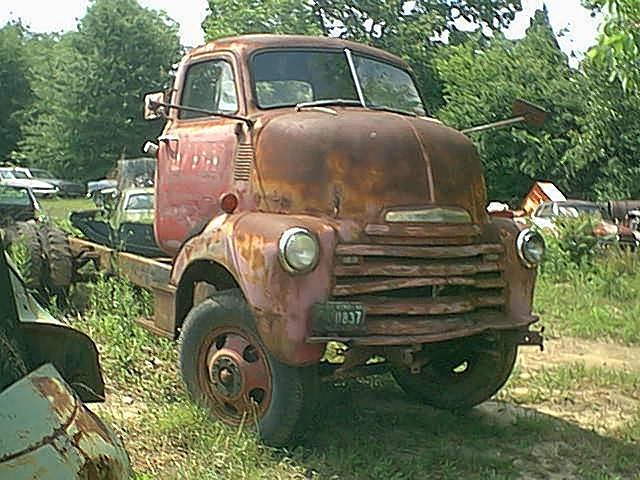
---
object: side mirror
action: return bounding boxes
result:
[144,91,166,120]
[462,99,548,135]
[512,100,547,128]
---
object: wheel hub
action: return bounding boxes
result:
[200,329,273,424]
[208,355,242,398]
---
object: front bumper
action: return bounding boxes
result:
[309,305,538,346]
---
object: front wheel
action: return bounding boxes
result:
[178,290,317,446]
[392,333,517,410]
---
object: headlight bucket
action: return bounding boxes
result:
[278,227,320,274]
[516,229,545,268]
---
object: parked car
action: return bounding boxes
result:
[71,187,162,257]
[0,167,58,197]
[0,184,41,227]
[531,200,608,230]
[87,178,118,199]
[16,167,86,197]
[531,200,639,248]
[0,236,131,478]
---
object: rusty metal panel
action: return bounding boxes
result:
[333,276,505,297]
[0,364,131,479]
[307,312,537,346]
[356,294,505,316]
[335,243,503,258]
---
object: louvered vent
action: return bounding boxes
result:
[233,143,254,181]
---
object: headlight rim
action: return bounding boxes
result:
[516,228,545,268]
[278,227,320,274]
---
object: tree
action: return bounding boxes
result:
[17,0,180,179]
[0,22,32,162]
[587,0,640,92]
[435,8,585,202]
[563,57,640,200]
[202,0,523,109]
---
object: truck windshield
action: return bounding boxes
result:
[252,49,425,116]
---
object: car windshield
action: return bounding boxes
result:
[0,186,31,206]
[557,204,603,218]
[126,193,154,210]
[252,49,426,116]
[32,169,54,179]
[12,171,28,179]
[0,171,16,180]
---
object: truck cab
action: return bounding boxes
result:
[143,34,545,445]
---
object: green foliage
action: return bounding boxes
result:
[562,57,640,200]
[539,215,602,276]
[16,0,180,180]
[535,217,640,344]
[7,238,31,281]
[588,0,640,93]
[435,8,585,202]
[0,22,33,162]
[202,0,523,109]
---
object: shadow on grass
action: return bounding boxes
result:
[291,377,638,480]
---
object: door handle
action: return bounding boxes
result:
[158,134,179,142]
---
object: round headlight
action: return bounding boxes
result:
[516,229,545,268]
[278,227,320,273]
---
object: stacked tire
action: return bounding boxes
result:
[4,221,74,302]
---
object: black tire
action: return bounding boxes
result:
[392,333,517,410]
[179,290,318,446]
[6,221,46,292]
[39,224,74,290]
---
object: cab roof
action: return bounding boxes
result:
[188,34,411,70]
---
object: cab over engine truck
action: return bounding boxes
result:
[69,34,545,446]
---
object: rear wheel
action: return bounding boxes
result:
[179,290,317,446]
[5,221,46,292]
[39,224,74,296]
[392,333,517,410]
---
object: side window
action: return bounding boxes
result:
[180,60,238,120]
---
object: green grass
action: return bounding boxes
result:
[535,252,640,344]
[40,197,93,222]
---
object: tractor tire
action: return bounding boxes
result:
[5,221,46,292]
[39,224,74,291]
[179,290,318,446]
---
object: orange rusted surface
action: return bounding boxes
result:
[146,34,539,366]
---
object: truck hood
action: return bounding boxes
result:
[253,109,488,226]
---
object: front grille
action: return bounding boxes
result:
[332,233,506,336]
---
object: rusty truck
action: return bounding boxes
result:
[66,34,546,446]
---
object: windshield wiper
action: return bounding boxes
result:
[148,98,253,127]
[295,99,363,111]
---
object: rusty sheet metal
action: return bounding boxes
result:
[171,211,336,365]
[308,312,537,346]
[0,364,131,479]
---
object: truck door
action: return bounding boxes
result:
[156,56,242,254]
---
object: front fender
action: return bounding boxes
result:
[172,212,337,365]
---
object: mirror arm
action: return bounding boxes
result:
[149,99,253,128]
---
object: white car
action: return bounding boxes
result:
[0,168,58,197]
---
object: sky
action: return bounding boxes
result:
[1,0,601,61]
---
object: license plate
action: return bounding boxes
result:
[313,302,366,334]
